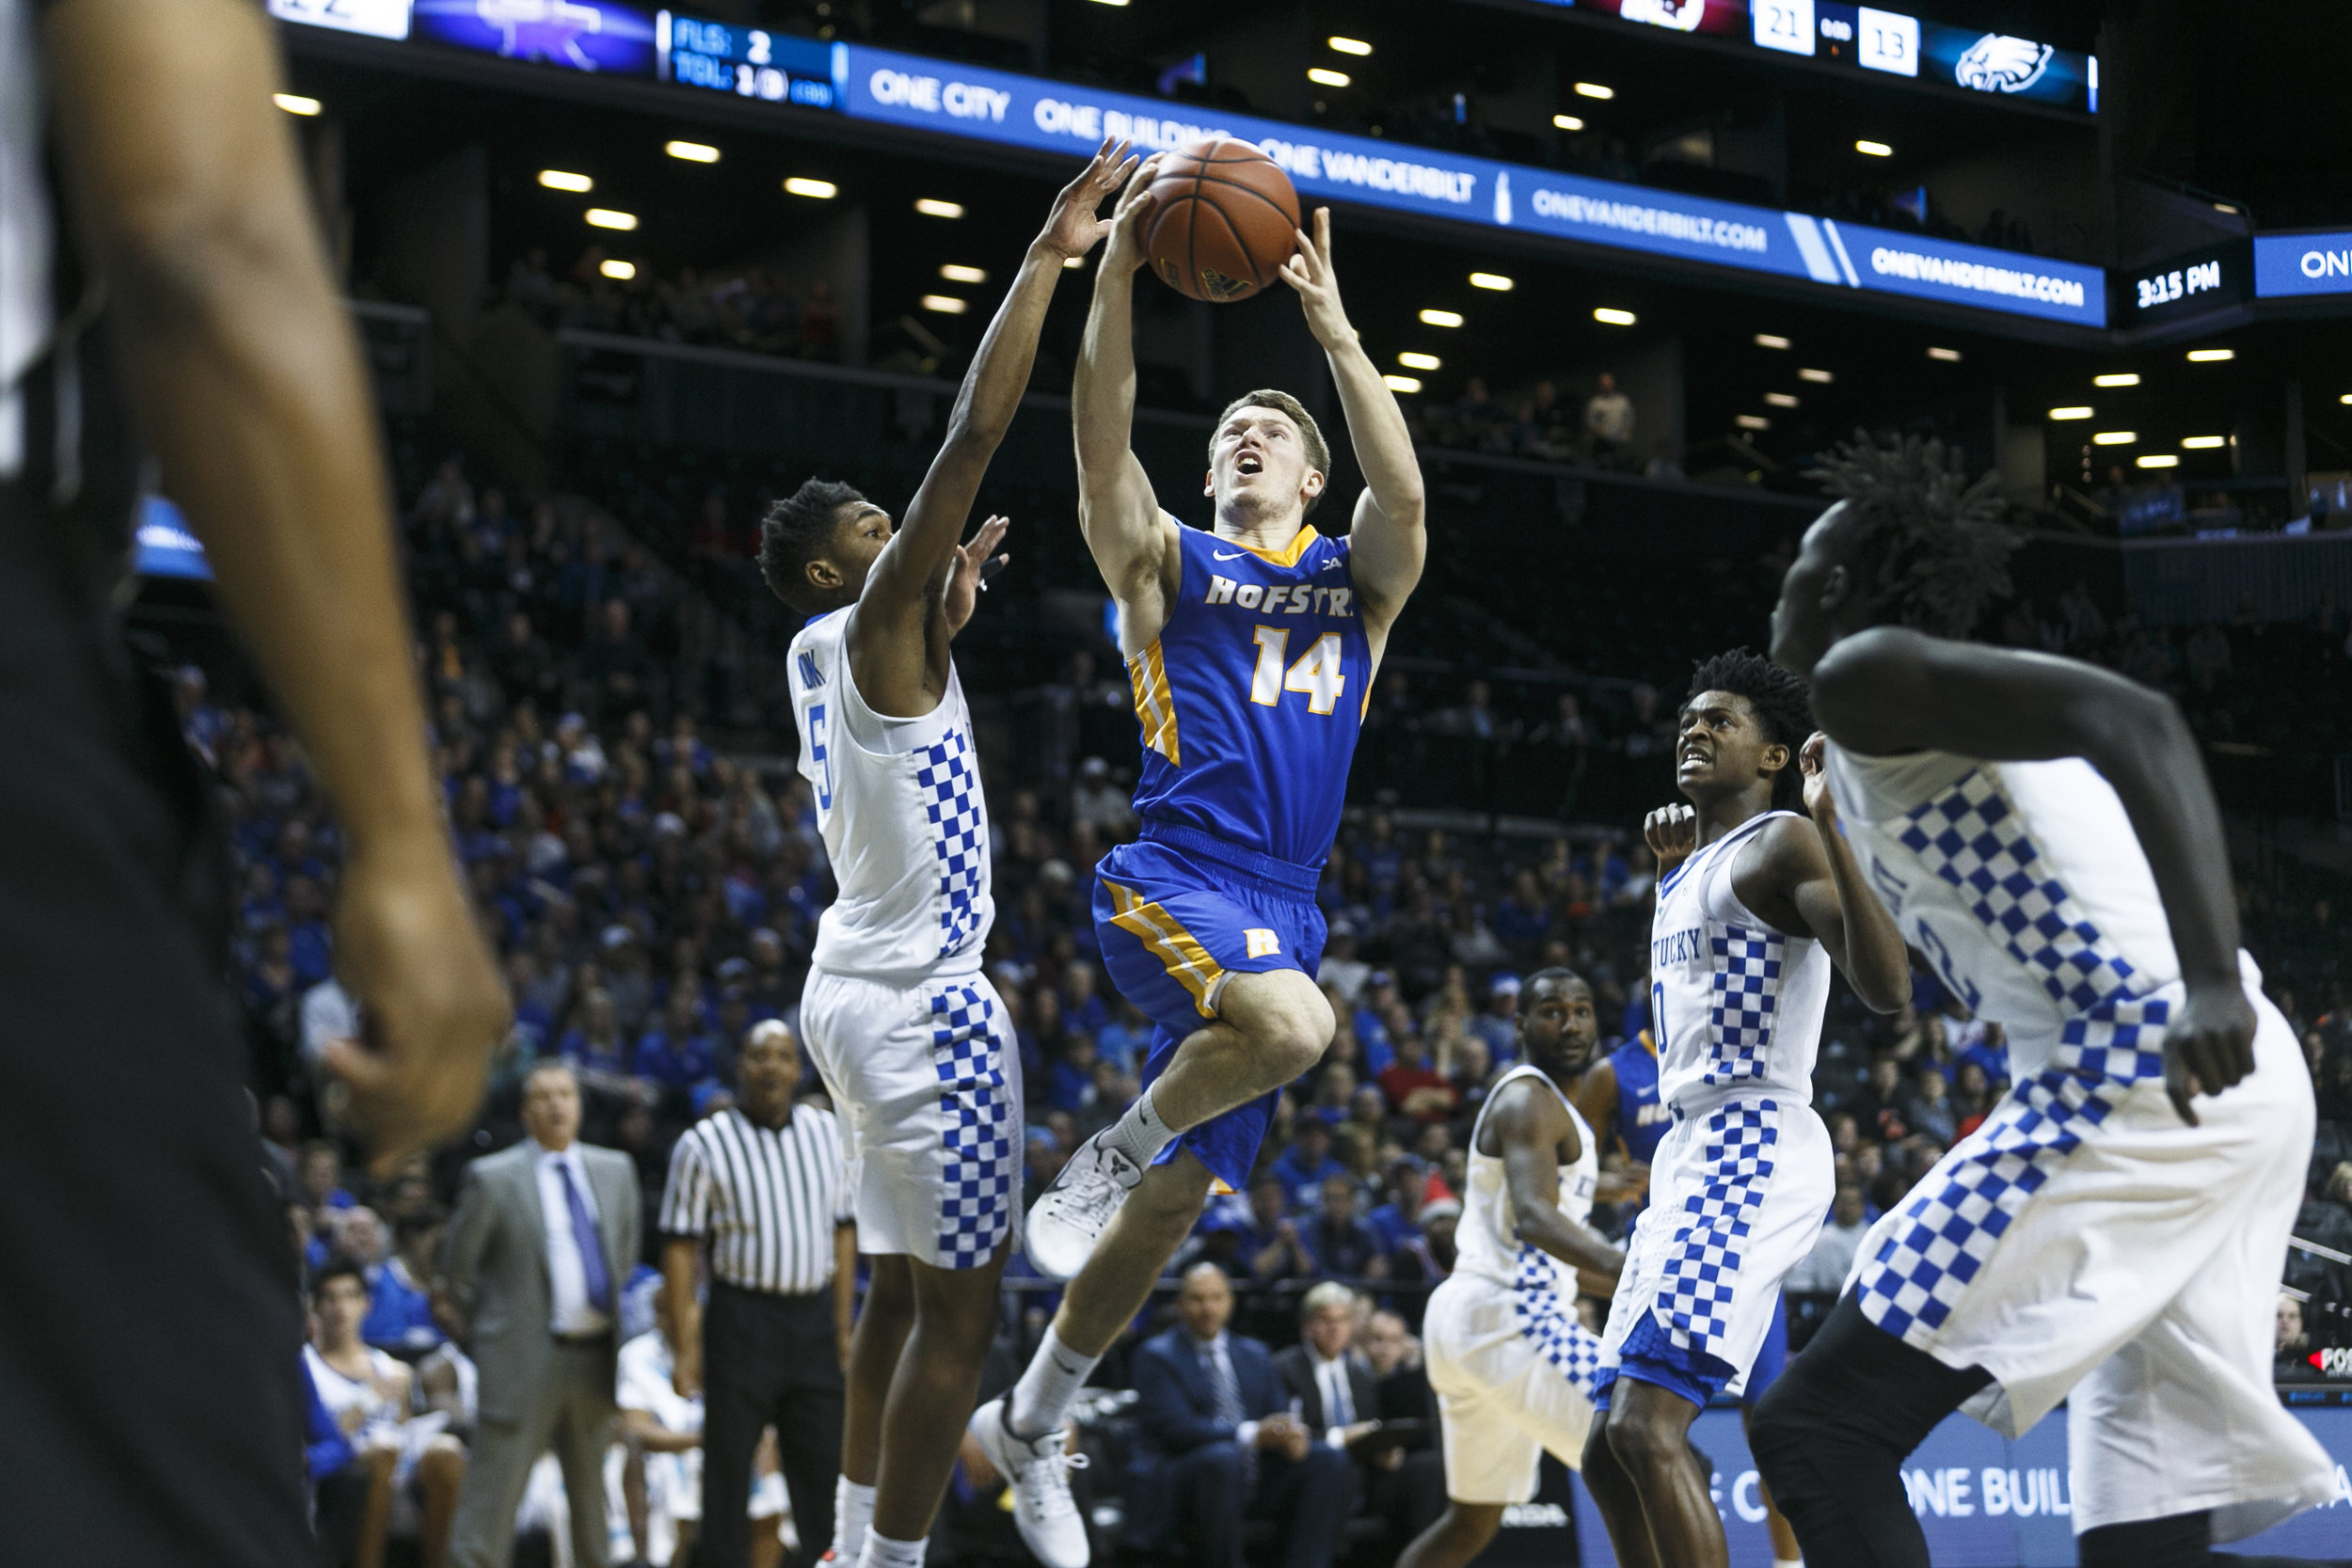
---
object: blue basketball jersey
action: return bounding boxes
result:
[1611,1034,1669,1165]
[1126,521,1372,867]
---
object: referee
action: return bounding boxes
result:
[661,1020,855,1568]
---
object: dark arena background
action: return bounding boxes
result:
[136,0,2352,1563]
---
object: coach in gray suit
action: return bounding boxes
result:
[440,1060,641,1568]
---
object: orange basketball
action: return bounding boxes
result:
[1143,135,1302,304]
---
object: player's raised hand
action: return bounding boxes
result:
[1278,206,1353,347]
[1037,137,1139,260]
[1644,802,1697,868]
[2160,979,2258,1126]
[1798,731,1836,824]
[1099,152,1163,274]
[946,515,1010,634]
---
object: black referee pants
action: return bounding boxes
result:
[701,1280,846,1568]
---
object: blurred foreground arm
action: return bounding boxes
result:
[44,0,506,1160]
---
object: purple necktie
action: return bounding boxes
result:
[558,1160,612,1315]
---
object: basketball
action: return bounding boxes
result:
[1143,135,1302,304]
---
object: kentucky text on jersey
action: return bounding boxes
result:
[1126,524,1373,869]
[1652,926,1705,969]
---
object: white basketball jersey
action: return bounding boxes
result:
[787,607,993,978]
[1825,745,2183,1083]
[1648,809,1832,1113]
[1454,1064,1600,1294]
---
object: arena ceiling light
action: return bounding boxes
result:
[2340,393,2352,405]
[1754,333,1790,350]
[1594,307,1636,325]
[784,177,838,198]
[2093,372,2140,387]
[1470,273,1514,292]
[599,259,636,280]
[2182,436,2228,449]
[1087,0,1128,8]
[2137,453,2179,468]
[939,263,989,284]
[1327,36,1372,55]
[1061,255,1086,268]
[2185,348,2234,362]
[584,208,637,230]
[274,93,322,116]
[540,169,594,193]
[1798,367,1833,383]
[915,198,965,218]
[665,140,721,163]
[1384,375,1423,393]
[1398,351,1441,371]
[1420,309,1464,327]
[2212,200,2241,215]
[2091,431,2137,445]
[1553,114,1584,132]
[1927,346,1963,362]
[1765,392,1800,407]
[1855,140,1894,157]
[920,294,969,315]
[2048,406,2093,420]
[1736,414,1771,430]
[1308,68,1352,88]
[1574,82,1614,99]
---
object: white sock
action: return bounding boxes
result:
[1774,1558,1804,1567]
[1101,1084,1176,1167]
[1008,1325,1101,1440]
[857,1530,928,1568]
[832,1477,875,1562]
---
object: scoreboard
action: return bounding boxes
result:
[657,13,843,109]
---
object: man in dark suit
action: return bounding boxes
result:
[440,1061,642,1568]
[1275,1282,1381,1447]
[1127,1262,1353,1568]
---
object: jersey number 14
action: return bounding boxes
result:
[1248,627,1345,715]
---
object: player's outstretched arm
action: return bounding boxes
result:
[1492,1081,1623,1283]
[1279,208,1426,641]
[1812,628,2253,1120]
[1073,158,1179,654]
[1750,736,1912,1013]
[44,0,507,1164]
[854,142,1136,678]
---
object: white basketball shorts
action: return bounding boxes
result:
[1422,1275,1603,1504]
[1850,981,2339,1539]
[1598,1094,1834,1400]
[800,966,1023,1271]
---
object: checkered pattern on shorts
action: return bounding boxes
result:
[1514,1244,1605,1397]
[915,729,987,959]
[929,983,1014,1268]
[1654,1100,1780,1357]
[1704,925,1786,1086]
[1897,769,2143,1017]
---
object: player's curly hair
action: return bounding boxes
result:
[758,477,869,615]
[1684,647,1814,809]
[1815,431,2017,639]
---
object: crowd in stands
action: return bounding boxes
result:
[501,245,848,363]
[196,447,2351,1566]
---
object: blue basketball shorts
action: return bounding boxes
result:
[1093,819,1327,1193]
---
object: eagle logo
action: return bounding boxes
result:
[1954,34,2053,94]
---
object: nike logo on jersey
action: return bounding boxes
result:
[1213,549,1248,561]
[1203,574,1353,617]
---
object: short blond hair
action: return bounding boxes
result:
[1210,389,1331,515]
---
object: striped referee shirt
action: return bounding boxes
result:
[659,1105,851,1294]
